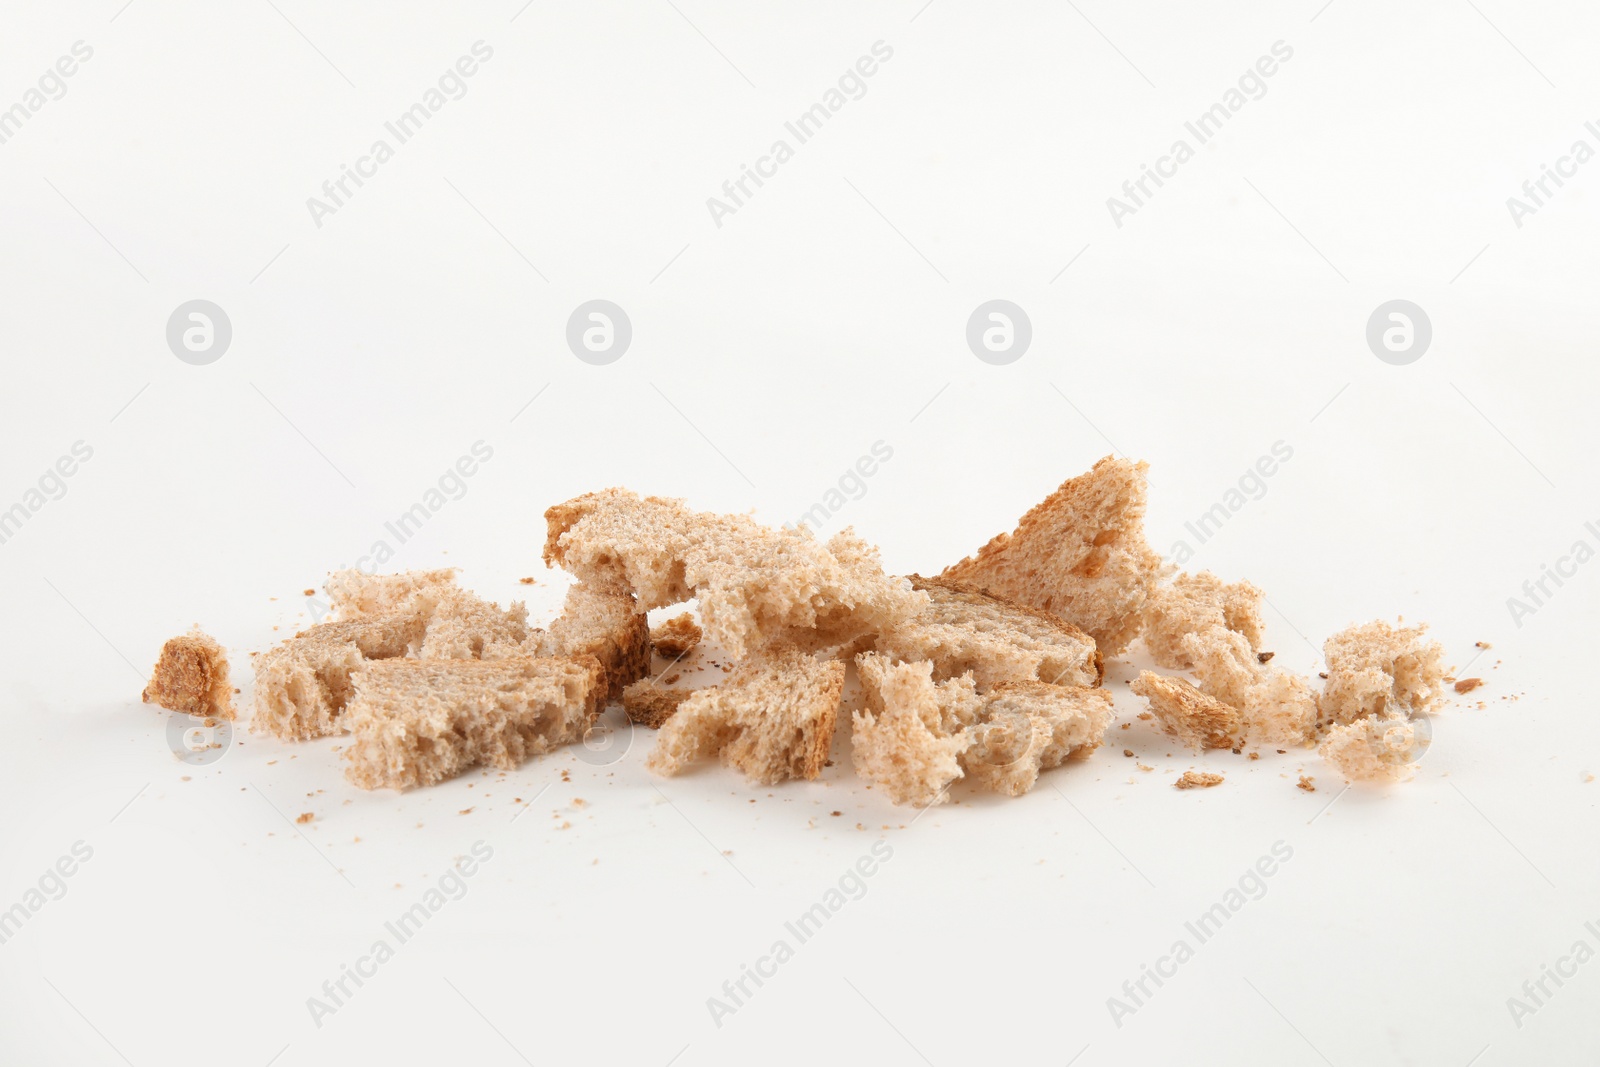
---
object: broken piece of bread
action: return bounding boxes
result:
[650,613,702,659]
[941,456,1164,655]
[326,568,459,620]
[959,682,1111,796]
[1130,671,1244,751]
[1319,620,1446,729]
[343,655,604,790]
[852,654,977,807]
[326,568,528,661]
[1318,714,1424,783]
[141,628,236,720]
[1141,571,1265,670]
[531,580,650,701]
[544,489,921,659]
[646,644,844,784]
[621,677,692,729]
[1175,771,1224,789]
[251,614,426,740]
[1181,627,1316,747]
[872,574,1102,689]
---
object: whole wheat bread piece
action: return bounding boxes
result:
[1319,620,1446,730]
[940,456,1165,655]
[1141,571,1266,670]
[1318,714,1423,783]
[960,681,1111,796]
[621,677,693,728]
[646,644,844,784]
[650,613,702,659]
[530,579,650,701]
[343,654,605,791]
[142,628,236,720]
[325,568,528,661]
[544,489,922,659]
[1129,671,1245,752]
[872,574,1102,690]
[251,614,426,740]
[1180,627,1317,747]
[852,654,976,807]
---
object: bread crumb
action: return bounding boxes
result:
[1475,641,1492,649]
[302,588,315,596]
[296,812,314,824]
[1297,775,1315,793]
[571,798,587,808]
[519,577,536,584]
[1119,722,1131,730]
[831,811,842,816]
[458,807,474,815]
[1454,677,1483,694]
[1175,771,1223,789]
[1248,752,1260,761]
[1123,749,1134,757]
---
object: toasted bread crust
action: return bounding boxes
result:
[649,613,702,659]
[1130,671,1244,751]
[142,629,236,720]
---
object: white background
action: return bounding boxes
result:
[2,1,1597,1064]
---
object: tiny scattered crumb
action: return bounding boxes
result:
[1136,712,1152,721]
[1248,752,1260,761]
[1257,651,1275,663]
[1175,771,1223,789]
[1119,722,1131,730]
[1476,641,1492,649]
[519,577,536,584]
[302,588,315,596]
[571,798,587,808]
[1123,749,1134,757]
[296,812,314,824]
[1297,775,1315,793]
[1454,677,1484,694]
[458,807,474,815]
[831,811,842,816]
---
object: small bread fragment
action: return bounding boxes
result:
[852,654,978,807]
[959,682,1111,796]
[940,456,1164,655]
[343,655,605,790]
[325,568,459,619]
[544,489,921,659]
[325,568,528,661]
[251,614,426,740]
[872,575,1102,689]
[142,628,236,720]
[1175,771,1224,789]
[1318,714,1423,783]
[650,613,702,658]
[1130,671,1243,751]
[1141,571,1265,670]
[1319,620,1446,729]
[646,645,844,784]
[621,677,692,728]
[1181,627,1316,747]
[531,580,650,701]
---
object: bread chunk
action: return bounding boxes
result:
[650,613,702,658]
[960,682,1111,796]
[251,614,426,740]
[1180,627,1316,747]
[1319,620,1446,729]
[852,654,976,807]
[544,489,921,659]
[1318,714,1423,783]
[142,628,236,720]
[941,456,1164,655]
[325,568,527,661]
[343,655,605,790]
[871,575,1102,689]
[1141,571,1265,670]
[325,568,459,619]
[621,677,693,728]
[646,645,844,784]
[1130,671,1244,751]
[531,580,650,701]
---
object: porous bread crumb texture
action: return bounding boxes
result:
[851,653,1110,806]
[1181,627,1317,747]
[1130,671,1243,752]
[940,456,1165,656]
[343,655,604,791]
[650,613,702,658]
[326,568,529,661]
[1319,620,1446,729]
[1175,771,1224,789]
[621,678,693,729]
[251,614,426,740]
[1141,571,1265,670]
[531,580,650,701]
[1318,715,1422,783]
[142,628,236,720]
[543,488,923,660]
[647,645,844,784]
[326,568,459,620]
[870,574,1102,690]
